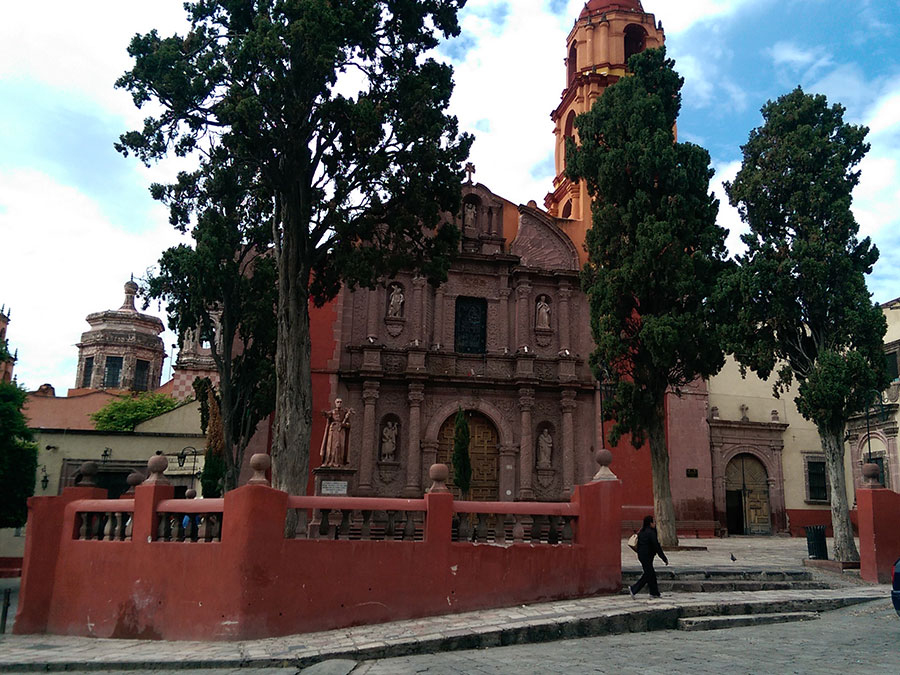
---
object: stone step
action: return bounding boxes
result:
[677,611,820,631]
[622,569,814,583]
[664,580,832,593]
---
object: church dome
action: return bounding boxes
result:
[579,1,644,18]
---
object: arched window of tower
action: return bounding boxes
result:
[561,201,573,219]
[624,24,647,64]
[563,110,577,169]
[567,43,577,84]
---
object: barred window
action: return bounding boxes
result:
[81,357,94,388]
[807,460,828,502]
[134,359,150,391]
[104,356,123,389]
[454,297,487,354]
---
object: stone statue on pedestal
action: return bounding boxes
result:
[320,398,355,467]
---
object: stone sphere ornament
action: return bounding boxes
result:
[428,463,450,493]
[248,453,272,486]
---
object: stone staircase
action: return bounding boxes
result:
[622,568,842,630]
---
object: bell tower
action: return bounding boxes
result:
[545,1,664,261]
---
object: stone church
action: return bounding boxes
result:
[308,0,715,533]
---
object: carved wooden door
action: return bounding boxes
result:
[436,412,499,501]
[725,454,772,535]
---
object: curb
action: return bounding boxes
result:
[0,588,884,672]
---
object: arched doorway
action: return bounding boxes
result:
[436,411,499,501]
[725,454,772,535]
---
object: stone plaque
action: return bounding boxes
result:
[320,480,349,496]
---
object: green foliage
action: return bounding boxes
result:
[0,381,38,528]
[200,448,226,498]
[200,386,225,497]
[91,392,181,432]
[117,0,472,494]
[451,407,471,498]
[722,87,888,431]
[567,47,729,448]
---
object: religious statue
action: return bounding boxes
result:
[380,420,398,462]
[388,284,404,318]
[536,295,551,329]
[181,326,196,352]
[463,202,477,230]
[320,398,355,467]
[537,428,553,468]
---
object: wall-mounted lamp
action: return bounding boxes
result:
[45,444,58,451]
[177,446,199,491]
[101,447,112,463]
[40,465,50,490]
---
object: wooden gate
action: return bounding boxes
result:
[725,454,772,535]
[436,411,499,501]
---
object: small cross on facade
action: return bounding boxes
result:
[465,162,476,184]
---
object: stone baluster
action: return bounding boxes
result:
[357,381,379,496]
[558,286,572,351]
[515,282,531,350]
[518,388,535,500]
[403,383,425,497]
[561,389,577,497]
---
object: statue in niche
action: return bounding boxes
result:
[537,428,553,468]
[380,420,398,462]
[387,284,404,318]
[320,398,355,467]
[463,201,477,230]
[536,295,551,329]
[181,327,196,352]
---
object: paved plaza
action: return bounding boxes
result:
[0,536,892,673]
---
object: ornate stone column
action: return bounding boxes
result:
[498,286,511,352]
[515,281,531,350]
[598,19,609,66]
[357,380,379,496]
[412,275,426,345]
[433,286,445,349]
[518,388,535,500]
[403,383,425,497]
[558,285,572,351]
[561,389,577,497]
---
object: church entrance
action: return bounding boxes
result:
[725,454,772,535]
[436,411,500,501]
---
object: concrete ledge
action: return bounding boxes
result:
[804,559,861,572]
[677,611,820,631]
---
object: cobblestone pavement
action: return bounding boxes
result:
[353,599,900,675]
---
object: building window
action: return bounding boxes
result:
[454,297,487,354]
[871,456,887,487]
[134,359,150,391]
[806,458,828,502]
[104,356,123,388]
[82,357,94,388]
[624,24,647,63]
[886,351,899,382]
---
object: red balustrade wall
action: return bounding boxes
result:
[15,478,621,641]
[857,486,900,584]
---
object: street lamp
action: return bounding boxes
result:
[862,389,888,487]
[177,446,199,491]
[101,447,112,463]
[39,465,49,490]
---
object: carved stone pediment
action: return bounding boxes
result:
[510,206,579,272]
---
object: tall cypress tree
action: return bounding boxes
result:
[0,381,38,528]
[723,87,887,562]
[566,48,729,546]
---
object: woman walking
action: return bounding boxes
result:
[629,515,669,598]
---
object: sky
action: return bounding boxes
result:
[1,0,898,394]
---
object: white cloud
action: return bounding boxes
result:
[0,169,188,392]
[710,160,746,258]
[768,42,833,77]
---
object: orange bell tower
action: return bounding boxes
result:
[545,1,664,262]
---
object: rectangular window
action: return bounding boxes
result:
[808,460,828,501]
[454,297,487,354]
[886,352,899,382]
[103,356,123,388]
[134,359,150,391]
[81,357,94,388]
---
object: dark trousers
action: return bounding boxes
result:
[630,556,660,596]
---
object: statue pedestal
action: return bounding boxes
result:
[313,466,357,496]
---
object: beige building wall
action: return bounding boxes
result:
[708,357,856,518]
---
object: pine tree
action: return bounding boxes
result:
[566,48,729,546]
[0,381,37,528]
[723,87,887,562]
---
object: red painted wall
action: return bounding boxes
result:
[16,478,621,641]
[857,487,900,584]
[785,508,859,538]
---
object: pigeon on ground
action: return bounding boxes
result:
[730,553,737,562]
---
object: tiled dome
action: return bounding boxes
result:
[579,1,644,19]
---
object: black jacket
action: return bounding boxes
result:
[636,526,668,564]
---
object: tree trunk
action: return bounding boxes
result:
[271,215,313,536]
[819,425,859,562]
[648,399,679,547]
